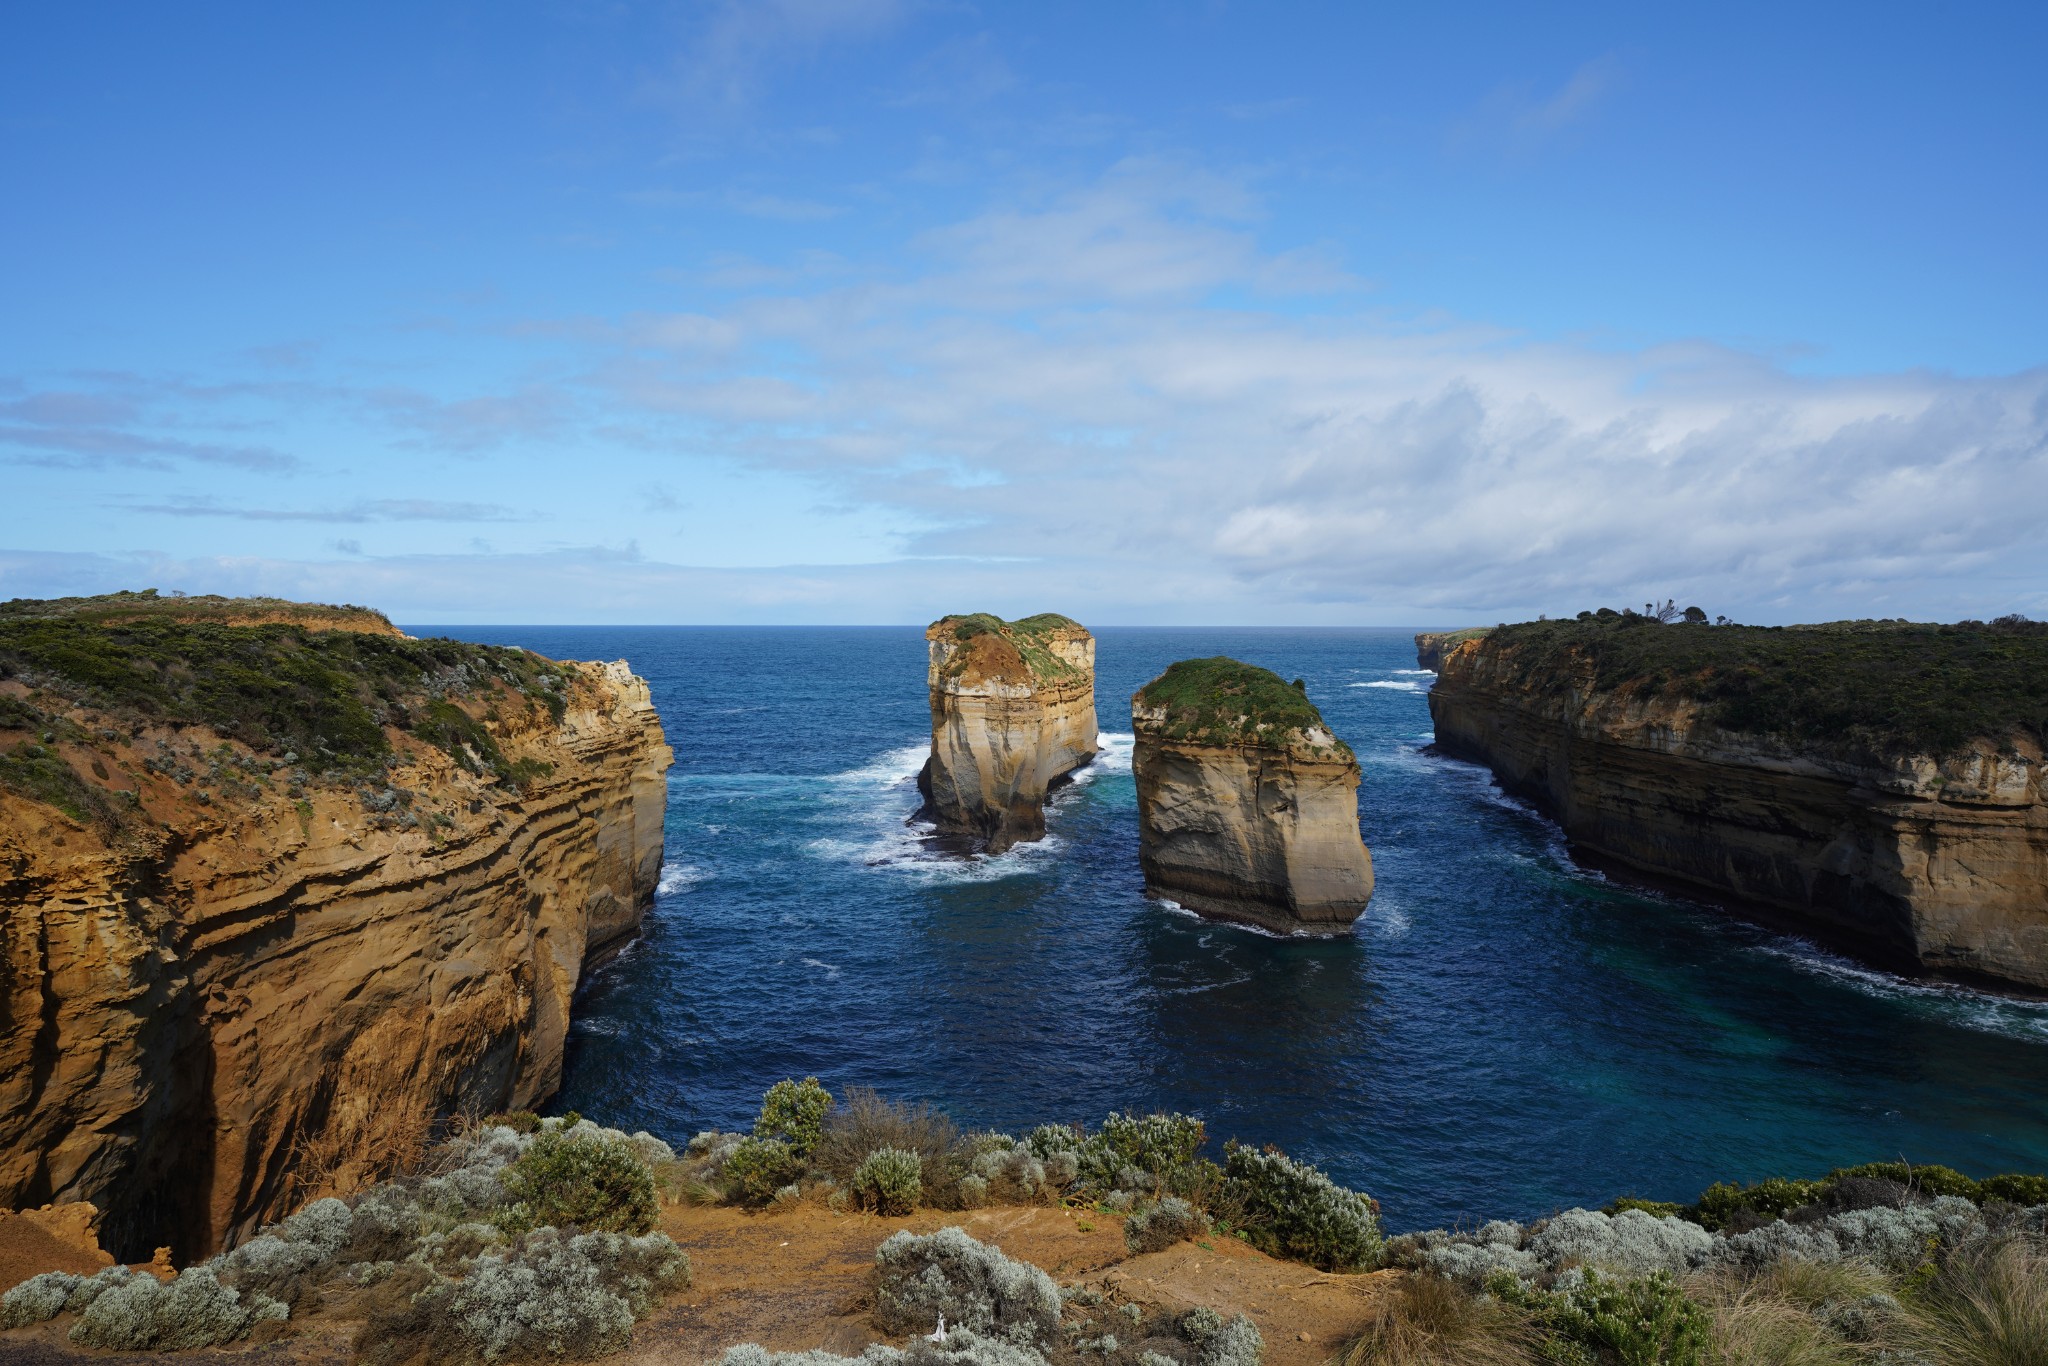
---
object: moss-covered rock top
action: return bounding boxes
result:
[1133,656,1351,759]
[1468,612,2048,758]
[0,597,578,820]
[1,588,398,634]
[927,612,1091,686]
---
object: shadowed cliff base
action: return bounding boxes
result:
[1133,658,1372,934]
[916,613,1098,856]
[1425,612,2048,994]
[0,594,672,1261]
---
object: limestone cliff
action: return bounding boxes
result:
[1428,618,2048,992]
[1132,658,1373,934]
[0,595,672,1259]
[1414,628,1491,673]
[916,614,1098,855]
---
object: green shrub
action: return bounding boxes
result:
[69,1266,285,1351]
[1537,1269,1709,1366]
[1222,1142,1381,1271]
[722,1137,806,1207]
[498,1129,658,1234]
[1125,1197,1210,1254]
[755,1077,835,1158]
[1827,1161,1981,1201]
[1691,1177,1824,1231]
[1979,1172,2048,1206]
[1094,1112,1207,1185]
[853,1148,923,1216]
[1605,1197,1685,1219]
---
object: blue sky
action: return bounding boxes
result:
[3,1,2044,623]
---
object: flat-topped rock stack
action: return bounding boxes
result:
[1132,657,1373,934]
[916,613,1099,855]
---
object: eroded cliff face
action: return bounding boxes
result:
[1132,661,1373,934]
[0,645,671,1261]
[1414,628,1490,673]
[1428,635,2048,992]
[917,615,1098,856]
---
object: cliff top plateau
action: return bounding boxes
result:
[1134,657,1351,761]
[1,588,398,635]
[0,591,573,826]
[1456,611,2048,760]
[927,612,1092,688]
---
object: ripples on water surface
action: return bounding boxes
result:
[421,626,2048,1230]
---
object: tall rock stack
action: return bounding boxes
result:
[917,613,1098,855]
[1132,658,1373,934]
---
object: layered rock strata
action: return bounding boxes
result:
[1132,658,1373,933]
[916,614,1097,855]
[1427,626,2048,991]
[0,597,672,1259]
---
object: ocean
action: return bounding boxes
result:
[417,624,2048,1231]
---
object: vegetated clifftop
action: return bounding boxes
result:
[916,613,1098,855]
[1427,614,2048,991]
[0,593,672,1260]
[1132,658,1373,934]
[1412,628,1490,673]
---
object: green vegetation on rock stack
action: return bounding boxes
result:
[934,611,1087,682]
[1135,656,1350,758]
[0,590,575,798]
[1482,613,2048,757]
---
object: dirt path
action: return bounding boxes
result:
[0,1201,1395,1365]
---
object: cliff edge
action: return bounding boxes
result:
[0,593,672,1259]
[1427,614,2048,991]
[1133,658,1373,934]
[1413,628,1490,672]
[916,613,1098,855]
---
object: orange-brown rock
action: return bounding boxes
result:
[1413,628,1490,673]
[1428,631,2048,991]
[0,613,671,1261]
[916,614,1097,855]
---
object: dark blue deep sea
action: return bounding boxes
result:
[415,626,2048,1232]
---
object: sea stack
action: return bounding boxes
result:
[917,613,1098,855]
[1132,657,1374,933]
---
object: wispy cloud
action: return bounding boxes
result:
[661,0,914,109]
[0,389,300,471]
[1450,55,1624,157]
[118,497,528,523]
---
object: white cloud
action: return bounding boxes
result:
[7,159,2045,624]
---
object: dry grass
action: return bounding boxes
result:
[1340,1271,1538,1366]
[289,1088,435,1202]
[1688,1271,1868,1366]
[813,1088,965,1199]
[1906,1238,2048,1366]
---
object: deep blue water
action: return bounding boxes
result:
[416,625,2048,1231]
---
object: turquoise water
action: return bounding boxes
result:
[420,625,2048,1231]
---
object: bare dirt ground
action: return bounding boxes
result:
[0,1201,1396,1366]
